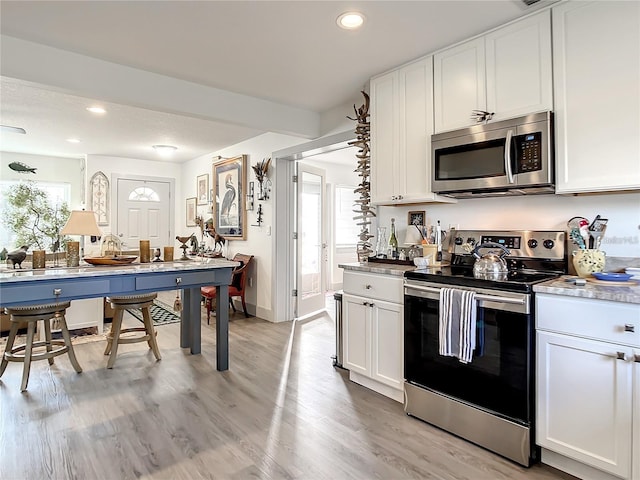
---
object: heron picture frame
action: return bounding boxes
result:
[213,154,246,239]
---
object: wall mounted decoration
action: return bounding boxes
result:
[408,210,425,226]
[252,157,271,200]
[89,171,109,225]
[197,174,209,205]
[347,91,375,261]
[186,197,197,226]
[246,181,255,211]
[213,155,247,240]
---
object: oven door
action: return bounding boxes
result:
[404,281,534,425]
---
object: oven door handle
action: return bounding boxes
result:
[405,284,526,306]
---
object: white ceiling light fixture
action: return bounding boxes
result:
[66,138,81,143]
[337,11,365,30]
[86,106,106,114]
[152,144,177,157]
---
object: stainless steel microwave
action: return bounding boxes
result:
[431,111,554,198]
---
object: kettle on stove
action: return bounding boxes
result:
[472,242,511,279]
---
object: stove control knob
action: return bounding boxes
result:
[527,239,538,249]
[455,236,463,245]
[543,239,555,249]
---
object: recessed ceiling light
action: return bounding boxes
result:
[86,106,106,114]
[337,12,365,30]
[66,138,81,143]
[152,144,177,156]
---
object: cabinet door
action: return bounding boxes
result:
[398,58,434,203]
[434,38,485,133]
[370,71,399,204]
[537,331,633,478]
[343,293,370,376]
[370,299,403,390]
[553,0,640,193]
[485,10,552,122]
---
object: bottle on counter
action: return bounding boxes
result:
[389,218,399,259]
[434,220,443,266]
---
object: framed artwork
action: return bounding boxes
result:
[213,154,246,239]
[186,197,197,226]
[197,174,209,205]
[408,210,425,226]
[89,171,109,225]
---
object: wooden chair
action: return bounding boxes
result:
[201,253,254,323]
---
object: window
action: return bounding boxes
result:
[0,180,71,250]
[334,185,360,247]
[128,186,160,202]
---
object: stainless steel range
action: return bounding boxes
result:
[403,230,567,467]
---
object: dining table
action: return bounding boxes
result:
[0,258,237,370]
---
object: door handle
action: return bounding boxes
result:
[505,129,514,184]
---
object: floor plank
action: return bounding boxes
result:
[0,294,576,480]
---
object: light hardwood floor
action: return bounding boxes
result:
[0,295,576,480]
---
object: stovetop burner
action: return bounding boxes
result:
[404,229,567,293]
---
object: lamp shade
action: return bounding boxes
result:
[61,210,101,236]
[404,224,423,245]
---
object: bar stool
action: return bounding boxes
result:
[0,301,82,392]
[104,293,161,369]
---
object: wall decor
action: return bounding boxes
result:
[89,171,109,225]
[213,154,247,240]
[246,181,255,211]
[347,91,375,261]
[186,197,197,226]
[252,157,271,200]
[197,174,209,205]
[408,210,425,226]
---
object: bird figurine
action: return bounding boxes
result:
[7,246,29,269]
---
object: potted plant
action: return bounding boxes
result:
[3,181,70,262]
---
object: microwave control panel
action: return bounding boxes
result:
[514,132,542,173]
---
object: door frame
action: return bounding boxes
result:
[272,130,354,323]
[111,173,176,249]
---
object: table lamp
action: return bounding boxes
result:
[61,210,101,266]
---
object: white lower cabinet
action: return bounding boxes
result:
[536,294,640,480]
[342,270,404,402]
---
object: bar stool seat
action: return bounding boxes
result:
[1,301,82,392]
[104,293,161,369]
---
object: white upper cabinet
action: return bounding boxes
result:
[553,0,640,194]
[371,57,453,205]
[434,10,552,133]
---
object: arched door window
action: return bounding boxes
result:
[128,186,160,202]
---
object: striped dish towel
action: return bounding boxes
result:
[439,288,477,364]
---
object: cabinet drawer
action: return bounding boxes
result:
[343,271,403,304]
[135,270,218,290]
[536,294,640,347]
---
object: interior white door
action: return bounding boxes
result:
[116,178,171,250]
[296,163,326,318]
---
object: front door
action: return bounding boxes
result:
[296,163,326,318]
[115,178,172,250]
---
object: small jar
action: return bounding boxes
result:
[32,250,46,269]
[139,240,150,263]
[163,246,174,262]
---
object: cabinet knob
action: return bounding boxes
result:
[624,324,635,333]
[365,284,372,289]
[362,301,369,306]
[53,288,62,296]
[369,303,374,308]
[175,277,182,285]
[616,351,627,361]
[635,354,640,363]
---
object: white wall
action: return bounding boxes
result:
[377,192,640,259]
[183,132,305,321]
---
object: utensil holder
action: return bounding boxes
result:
[572,249,606,277]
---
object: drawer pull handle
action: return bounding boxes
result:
[175,277,182,285]
[365,284,372,289]
[635,354,640,363]
[624,324,635,333]
[362,301,369,306]
[53,288,62,296]
[369,303,374,308]
[616,351,627,361]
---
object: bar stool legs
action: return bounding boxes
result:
[104,293,161,369]
[1,302,82,392]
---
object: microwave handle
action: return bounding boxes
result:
[504,129,515,184]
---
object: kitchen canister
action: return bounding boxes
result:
[163,246,174,262]
[572,249,606,277]
[32,250,46,269]
[66,241,80,267]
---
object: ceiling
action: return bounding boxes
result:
[0,0,547,163]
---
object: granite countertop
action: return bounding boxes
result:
[0,258,238,283]
[338,262,416,277]
[534,276,640,304]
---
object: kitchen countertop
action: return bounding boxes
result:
[534,276,640,304]
[338,262,416,277]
